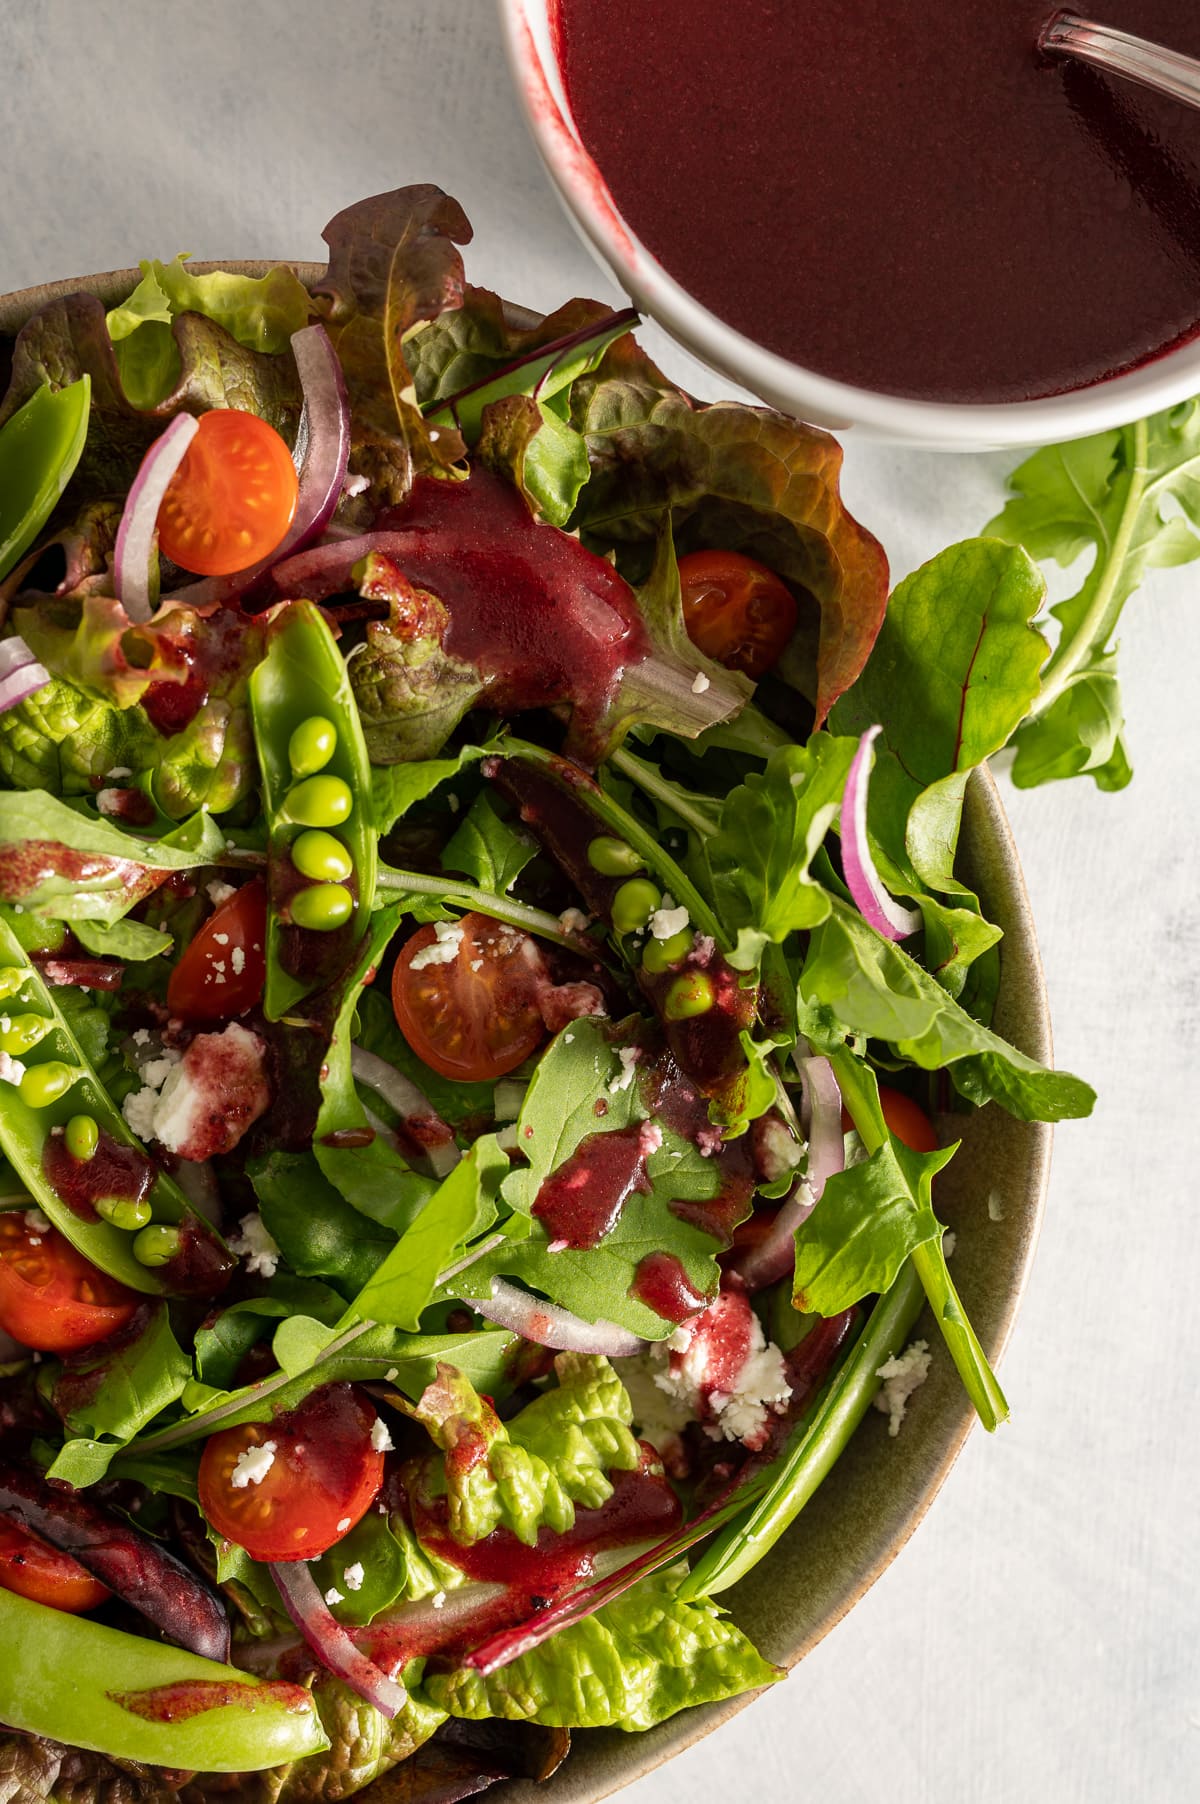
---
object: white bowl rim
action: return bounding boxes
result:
[497,0,1200,448]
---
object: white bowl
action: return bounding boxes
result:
[498,0,1200,449]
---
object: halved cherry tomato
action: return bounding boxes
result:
[391,912,546,1083]
[842,1086,939,1154]
[677,549,798,680]
[0,1516,110,1613]
[198,1383,384,1562]
[157,410,298,577]
[0,1214,139,1354]
[166,880,267,1023]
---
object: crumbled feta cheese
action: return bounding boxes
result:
[324,1587,345,1606]
[132,1028,152,1047]
[707,1342,792,1445]
[558,907,591,934]
[336,1517,352,1533]
[691,670,710,693]
[370,1417,394,1452]
[649,903,690,941]
[987,1190,1005,1222]
[121,1084,161,1141]
[228,1212,281,1278]
[230,1441,277,1488]
[385,1368,399,1382]
[874,1339,932,1438]
[105,766,133,780]
[95,788,126,816]
[942,1230,956,1259]
[343,1562,365,1591]
[432,1590,447,1609]
[231,946,246,976]
[139,1052,181,1092]
[0,1051,25,1087]
[212,933,229,947]
[608,1046,640,1094]
[152,1022,270,1161]
[789,770,806,788]
[547,1238,569,1253]
[638,1121,663,1157]
[409,921,464,970]
[24,1209,52,1235]
[206,880,237,907]
[755,1116,805,1184]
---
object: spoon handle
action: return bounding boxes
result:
[1040,11,1200,111]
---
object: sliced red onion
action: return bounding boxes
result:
[0,656,50,714]
[735,1051,844,1292]
[114,413,199,625]
[164,325,351,609]
[269,1559,407,1718]
[466,1277,646,1358]
[351,1046,459,1179]
[0,636,40,681]
[842,727,922,941]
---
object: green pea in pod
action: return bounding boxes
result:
[250,602,378,1021]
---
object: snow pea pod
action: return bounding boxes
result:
[0,915,232,1296]
[250,600,377,1019]
[0,1586,328,1770]
[0,376,90,581]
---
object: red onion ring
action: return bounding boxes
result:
[269,1558,407,1718]
[466,1277,646,1358]
[842,727,922,941]
[350,1046,458,1179]
[0,641,51,712]
[113,413,199,624]
[734,1050,844,1292]
[164,324,351,608]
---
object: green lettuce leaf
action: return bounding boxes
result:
[793,1138,954,1312]
[987,403,1200,790]
[424,1563,779,1730]
[107,256,314,409]
[0,289,302,499]
[569,333,889,724]
[403,1354,641,1548]
[801,898,1095,1122]
[370,743,491,835]
[311,1509,464,1629]
[44,1302,189,1472]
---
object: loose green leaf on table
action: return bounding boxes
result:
[988,405,1200,789]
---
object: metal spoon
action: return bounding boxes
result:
[1040,11,1200,111]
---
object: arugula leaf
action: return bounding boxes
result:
[569,332,889,724]
[312,906,436,1231]
[988,405,1200,788]
[457,1019,737,1340]
[708,734,857,966]
[71,916,172,961]
[45,1303,189,1468]
[793,1138,953,1311]
[371,743,490,835]
[801,898,1095,1123]
[193,1280,344,1388]
[403,1355,642,1547]
[0,790,227,925]
[830,1051,1007,1433]
[249,1150,399,1300]
[351,1137,508,1332]
[442,791,537,895]
[426,1563,778,1730]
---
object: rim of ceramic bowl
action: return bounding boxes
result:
[497,0,1200,449]
[0,262,1055,1800]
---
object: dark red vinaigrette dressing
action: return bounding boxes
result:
[557,0,1200,403]
[532,1123,652,1248]
[42,1127,154,1223]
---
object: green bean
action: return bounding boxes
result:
[0,1587,328,1771]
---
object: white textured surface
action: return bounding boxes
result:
[1,2,1198,1797]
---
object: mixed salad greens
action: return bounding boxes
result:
[0,183,1192,1804]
